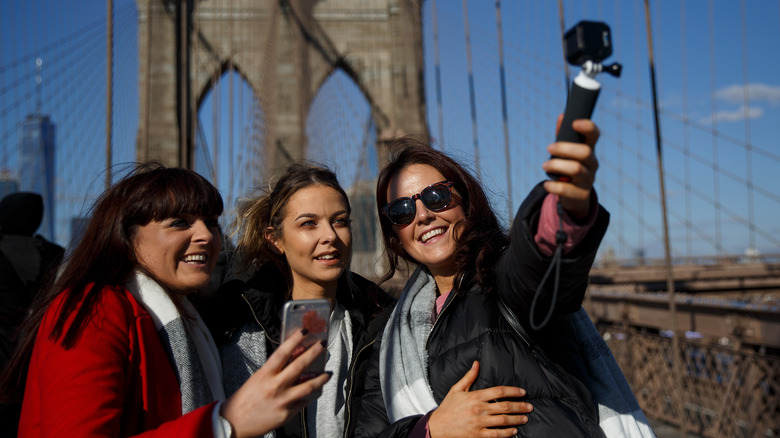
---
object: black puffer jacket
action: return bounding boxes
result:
[349,183,610,438]
[201,262,395,438]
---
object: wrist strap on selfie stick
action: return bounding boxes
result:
[529,202,567,330]
[534,22,621,329]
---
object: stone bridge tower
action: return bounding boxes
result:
[135,0,428,175]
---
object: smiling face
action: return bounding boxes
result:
[386,163,465,279]
[132,214,221,294]
[268,185,352,298]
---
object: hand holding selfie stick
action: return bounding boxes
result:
[529,21,621,331]
[548,21,622,182]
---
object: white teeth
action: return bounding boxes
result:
[183,254,206,262]
[421,228,444,243]
[317,253,338,260]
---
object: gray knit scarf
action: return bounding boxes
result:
[379,266,439,422]
[379,265,655,437]
[126,271,226,414]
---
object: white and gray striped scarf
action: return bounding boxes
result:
[126,271,226,413]
[379,266,438,422]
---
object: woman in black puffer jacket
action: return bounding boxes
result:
[350,121,611,438]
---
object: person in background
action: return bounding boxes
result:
[0,192,65,437]
[202,161,395,438]
[0,164,330,438]
[351,117,618,437]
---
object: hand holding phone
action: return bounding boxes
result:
[220,325,331,437]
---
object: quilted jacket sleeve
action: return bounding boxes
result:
[495,182,609,330]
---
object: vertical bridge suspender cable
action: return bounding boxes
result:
[105,0,113,188]
[494,0,513,219]
[642,2,683,434]
[431,0,444,149]
[556,0,571,94]
[739,0,756,252]
[461,0,480,179]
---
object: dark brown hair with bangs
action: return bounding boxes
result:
[0,163,223,402]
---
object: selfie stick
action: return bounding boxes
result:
[548,22,621,182]
[556,61,621,145]
[531,21,621,331]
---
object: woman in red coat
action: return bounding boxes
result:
[0,164,330,438]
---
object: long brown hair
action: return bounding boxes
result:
[0,163,223,402]
[230,161,351,296]
[376,136,508,293]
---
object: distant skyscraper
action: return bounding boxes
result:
[70,216,89,248]
[0,178,19,201]
[19,114,56,240]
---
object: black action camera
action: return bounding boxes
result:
[563,21,613,66]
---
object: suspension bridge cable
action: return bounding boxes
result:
[228,2,236,202]
[0,29,108,162]
[431,0,444,149]
[180,0,189,167]
[643,2,683,431]
[679,0,692,256]
[708,1,723,254]
[600,96,780,210]
[634,2,646,257]
[495,0,513,219]
[556,0,570,94]
[0,6,130,74]
[106,0,114,188]
[607,0,627,260]
[141,0,152,158]
[461,0,481,180]
[0,21,109,117]
[739,0,756,252]
[56,57,110,176]
[663,172,780,248]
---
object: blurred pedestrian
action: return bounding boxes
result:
[0,192,64,437]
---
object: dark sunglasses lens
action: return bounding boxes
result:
[387,199,415,225]
[422,185,452,211]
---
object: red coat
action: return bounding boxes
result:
[19,285,217,437]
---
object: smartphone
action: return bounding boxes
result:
[280,298,330,398]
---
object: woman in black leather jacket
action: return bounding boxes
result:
[203,162,394,438]
[350,118,611,438]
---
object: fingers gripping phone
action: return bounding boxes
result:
[280,299,330,398]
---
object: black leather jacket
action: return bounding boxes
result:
[349,183,610,438]
[201,262,395,438]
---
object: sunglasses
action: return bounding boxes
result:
[381,181,460,227]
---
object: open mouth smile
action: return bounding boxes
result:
[182,254,207,264]
[315,252,340,261]
[420,227,446,243]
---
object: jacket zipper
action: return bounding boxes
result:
[342,338,376,438]
[240,293,278,347]
[300,408,308,438]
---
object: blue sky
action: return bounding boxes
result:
[2,0,779,260]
